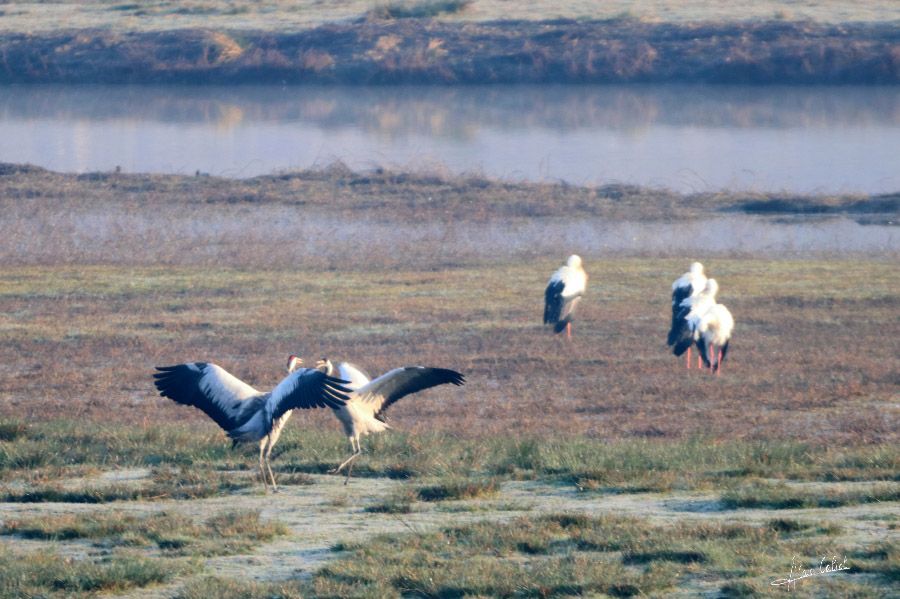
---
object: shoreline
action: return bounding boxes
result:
[1,19,898,85]
[2,161,897,220]
[1,163,896,267]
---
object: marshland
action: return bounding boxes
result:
[0,163,897,597]
[1,1,899,598]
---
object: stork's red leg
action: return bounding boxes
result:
[716,349,723,375]
[566,322,572,339]
[686,346,691,369]
[709,344,714,373]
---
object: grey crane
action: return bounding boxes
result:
[315,359,465,483]
[153,355,350,491]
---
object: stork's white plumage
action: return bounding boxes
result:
[153,356,351,491]
[316,359,465,483]
[667,262,708,368]
[544,254,587,338]
[671,262,707,302]
[670,278,719,364]
[695,302,734,374]
[668,264,710,367]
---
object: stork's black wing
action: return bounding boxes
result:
[544,280,565,325]
[668,301,694,347]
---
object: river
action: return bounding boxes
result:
[2,84,898,194]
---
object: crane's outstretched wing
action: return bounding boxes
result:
[226,368,353,443]
[336,362,372,390]
[267,368,353,420]
[153,363,263,432]
[356,367,465,417]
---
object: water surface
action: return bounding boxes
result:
[2,85,898,193]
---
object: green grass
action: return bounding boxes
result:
[4,511,888,597]
[1,509,287,556]
[416,477,500,501]
[175,577,307,599]
[367,0,472,20]
[721,480,900,510]
[0,465,252,503]
[311,514,898,597]
[0,422,26,442]
[2,421,896,500]
[0,547,194,597]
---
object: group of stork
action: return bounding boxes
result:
[666,262,734,373]
[541,255,733,375]
[153,255,731,491]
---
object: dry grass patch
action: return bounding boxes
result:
[1,256,896,447]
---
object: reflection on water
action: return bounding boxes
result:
[1,85,898,192]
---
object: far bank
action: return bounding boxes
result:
[1,19,898,85]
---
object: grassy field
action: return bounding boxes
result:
[0,164,897,596]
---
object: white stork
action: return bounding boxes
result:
[544,254,587,338]
[667,262,708,368]
[695,302,734,375]
[670,278,718,365]
[153,356,350,491]
[315,359,465,483]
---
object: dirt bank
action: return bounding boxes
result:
[1,19,897,84]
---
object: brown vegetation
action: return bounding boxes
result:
[0,154,896,595]
[0,19,897,84]
[0,162,894,225]
[0,164,896,448]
